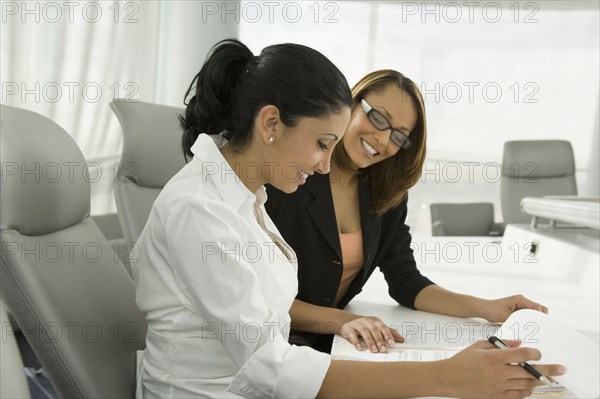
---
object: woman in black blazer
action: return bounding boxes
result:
[265,70,548,354]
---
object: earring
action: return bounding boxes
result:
[268,136,274,144]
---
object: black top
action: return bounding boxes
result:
[265,173,434,352]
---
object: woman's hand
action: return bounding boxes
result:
[340,316,404,353]
[479,295,548,323]
[439,339,565,399]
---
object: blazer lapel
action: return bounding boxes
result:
[359,177,382,279]
[305,174,342,260]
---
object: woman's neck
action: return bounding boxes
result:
[330,163,358,190]
[220,144,264,194]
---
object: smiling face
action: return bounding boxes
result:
[342,84,418,170]
[266,109,351,193]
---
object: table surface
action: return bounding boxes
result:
[332,300,596,399]
[348,235,600,335]
[330,234,599,398]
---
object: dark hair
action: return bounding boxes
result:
[332,69,427,215]
[180,39,352,160]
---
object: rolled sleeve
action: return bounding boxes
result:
[228,334,330,398]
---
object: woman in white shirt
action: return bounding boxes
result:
[133,39,564,399]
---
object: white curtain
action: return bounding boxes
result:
[1,1,161,159]
[1,0,238,214]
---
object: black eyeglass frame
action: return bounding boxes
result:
[360,98,412,149]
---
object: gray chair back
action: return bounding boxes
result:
[109,100,186,246]
[501,140,577,224]
[0,104,146,398]
[430,202,500,236]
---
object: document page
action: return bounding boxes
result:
[388,320,500,349]
[334,320,500,360]
[334,344,459,362]
[498,309,600,399]
[334,310,599,398]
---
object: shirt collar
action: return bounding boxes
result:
[190,133,267,211]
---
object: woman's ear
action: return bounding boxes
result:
[256,105,281,144]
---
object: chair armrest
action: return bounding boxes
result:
[431,220,447,236]
[489,222,506,236]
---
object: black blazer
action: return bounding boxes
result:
[265,173,434,352]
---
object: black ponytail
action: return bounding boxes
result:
[180,39,253,160]
[180,38,352,161]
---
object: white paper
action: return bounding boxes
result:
[498,309,600,399]
[334,344,458,362]
[389,320,501,349]
[334,310,598,398]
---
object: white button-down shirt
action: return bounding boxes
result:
[132,134,331,398]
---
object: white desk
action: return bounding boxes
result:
[350,235,600,338]
[521,196,600,230]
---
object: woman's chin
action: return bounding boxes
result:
[272,182,299,194]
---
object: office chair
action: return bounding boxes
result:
[1,298,31,399]
[501,140,577,224]
[430,202,504,236]
[0,104,147,398]
[109,100,186,248]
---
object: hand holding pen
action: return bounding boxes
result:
[438,337,566,398]
[488,336,554,387]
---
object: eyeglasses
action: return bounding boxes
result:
[360,98,412,149]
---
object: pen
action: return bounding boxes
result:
[488,336,554,387]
